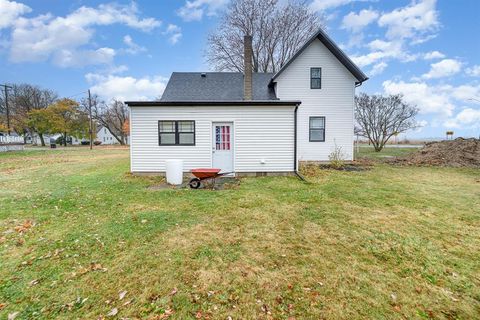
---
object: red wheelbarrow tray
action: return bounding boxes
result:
[191,168,222,179]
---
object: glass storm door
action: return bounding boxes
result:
[212,122,233,173]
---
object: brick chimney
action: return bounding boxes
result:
[243,35,253,100]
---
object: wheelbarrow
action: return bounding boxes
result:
[189,168,234,189]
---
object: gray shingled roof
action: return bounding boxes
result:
[161,72,276,101]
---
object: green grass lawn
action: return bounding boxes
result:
[356,145,420,160]
[1,147,479,319]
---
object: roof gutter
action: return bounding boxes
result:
[125,100,301,107]
[355,78,369,87]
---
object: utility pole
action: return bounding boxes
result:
[88,89,93,150]
[1,84,13,134]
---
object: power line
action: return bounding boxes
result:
[66,91,88,99]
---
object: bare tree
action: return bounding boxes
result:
[92,99,129,145]
[206,0,324,73]
[355,93,419,152]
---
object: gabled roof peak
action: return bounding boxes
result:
[271,27,368,85]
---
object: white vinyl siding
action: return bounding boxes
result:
[130,105,295,173]
[275,38,356,161]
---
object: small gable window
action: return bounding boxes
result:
[309,117,325,142]
[158,120,195,146]
[310,68,322,89]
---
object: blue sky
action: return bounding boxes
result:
[0,0,479,138]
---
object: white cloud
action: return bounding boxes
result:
[86,73,168,101]
[349,1,440,68]
[342,9,379,33]
[311,0,373,12]
[54,47,116,67]
[163,24,182,44]
[168,33,182,45]
[177,0,227,22]
[166,24,181,33]
[0,0,31,29]
[60,3,160,32]
[369,62,388,76]
[352,40,415,68]
[466,65,480,77]
[9,2,160,66]
[378,0,439,41]
[383,80,480,118]
[107,64,129,74]
[383,80,455,116]
[123,35,146,55]
[443,84,480,102]
[421,59,462,79]
[423,50,445,60]
[444,108,480,129]
[352,50,391,68]
[418,120,428,127]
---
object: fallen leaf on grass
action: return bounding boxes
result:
[0,303,6,310]
[261,304,271,315]
[90,263,107,272]
[29,279,39,286]
[122,299,132,306]
[119,290,127,300]
[195,311,203,319]
[153,308,174,319]
[170,288,177,296]
[20,259,33,266]
[14,220,33,233]
[107,308,118,317]
[8,312,19,320]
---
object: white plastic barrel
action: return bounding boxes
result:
[165,159,184,185]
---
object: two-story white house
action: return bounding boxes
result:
[96,126,129,145]
[126,28,368,175]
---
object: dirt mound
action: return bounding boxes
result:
[398,138,480,167]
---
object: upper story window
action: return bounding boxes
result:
[158,120,195,146]
[309,117,325,142]
[310,67,322,89]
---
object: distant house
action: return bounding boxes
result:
[126,28,368,175]
[27,133,87,145]
[96,126,129,145]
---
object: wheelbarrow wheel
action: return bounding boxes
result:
[189,178,201,189]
